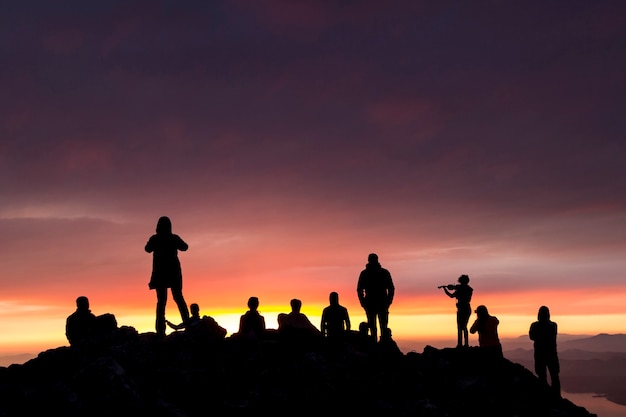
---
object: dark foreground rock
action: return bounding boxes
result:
[0,327,595,417]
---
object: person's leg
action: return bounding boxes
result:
[378,308,389,341]
[534,351,548,385]
[171,287,190,323]
[156,287,168,336]
[547,353,561,396]
[459,309,470,347]
[456,311,463,347]
[365,308,377,341]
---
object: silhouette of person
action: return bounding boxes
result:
[66,296,97,346]
[529,306,561,397]
[66,296,117,347]
[321,291,351,339]
[277,298,321,338]
[357,253,395,342]
[469,305,502,358]
[358,321,369,337]
[440,274,473,347]
[167,303,226,341]
[166,303,202,330]
[237,296,266,340]
[145,216,190,337]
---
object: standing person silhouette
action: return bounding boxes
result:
[145,216,190,337]
[440,274,473,348]
[529,306,561,397]
[321,291,351,339]
[357,253,395,342]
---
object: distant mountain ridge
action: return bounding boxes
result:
[500,333,626,353]
[503,333,626,407]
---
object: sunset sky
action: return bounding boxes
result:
[1,1,625,356]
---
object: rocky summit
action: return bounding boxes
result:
[0,325,595,417]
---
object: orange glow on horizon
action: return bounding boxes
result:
[2,280,626,357]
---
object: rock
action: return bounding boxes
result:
[0,328,596,417]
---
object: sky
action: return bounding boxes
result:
[1,1,625,356]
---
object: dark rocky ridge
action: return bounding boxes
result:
[0,326,595,417]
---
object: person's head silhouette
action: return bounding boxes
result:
[458,274,470,285]
[156,216,172,234]
[368,253,379,263]
[76,296,90,311]
[290,299,302,313]
[475,305,489,319]
[190,303,200,317]
[538,305,550,321]
[329,292,339,306]
[248,296,259,311]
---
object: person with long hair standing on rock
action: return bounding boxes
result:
[145,216,190,337]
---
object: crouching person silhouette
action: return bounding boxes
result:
[469,305,503,359]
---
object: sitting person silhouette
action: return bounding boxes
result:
[66,296,97,346]
[439,274,473,348]
[321,291,351,339]
[235,296,266,340]
[166,303,202,330]
[66,296,117,347]
[277,298,321,339]
[529,306,561,397]
[166,303,226,341]
[469,305,502,358]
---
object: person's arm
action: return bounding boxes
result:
[320,310,327,336]
[175,235,189,251]
[238,315,246,333]
[303,314,320,333]
[387,274,395,305]
[442,287,455,298]
[344,308,351,331]
[469,319,479,334]
[529,322,536,341]
[357,274,366,306]
[145,236,155,253]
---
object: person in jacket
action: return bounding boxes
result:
[145,216,190,337]
[529,306,561,397]
[357,253,395,342]
[470,305,502,358]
